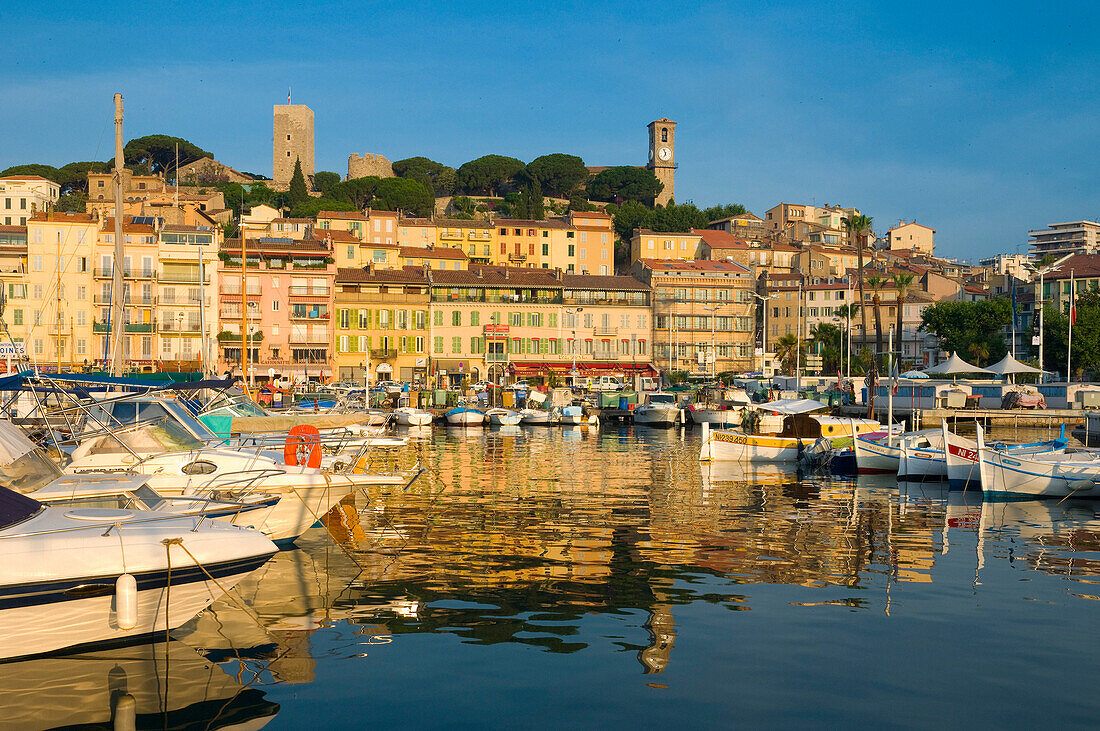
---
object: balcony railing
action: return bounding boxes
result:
[288,286,331,297]
[592,327,618,337]
[485,353,508,362]
[591,351,617,361]
[158,272,208,284]
[160,321,203,333]
[334,292,427,304]
[219,287,263,297]
[92,322,155,333]
[93,295,156,306]
[370,348,398,359]
[93,268,155,279]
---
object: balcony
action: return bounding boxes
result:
[160,296,210,307]
[469,232,492,241]
[591,351,617,361]
[289,337,330,346]
[160,321,203,333]
[334,292,427,304]
[439,231,464,241]
[592,327,618,337]
[93,294,156,306]
[158,272,209,284]
[288,286,331,297]
[219,287,263,297]
[92,322,155,333]
[370,348,398,360]
[485,352,508,362]
[508,253,527,262]
[93,268,155,279]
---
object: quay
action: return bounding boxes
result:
[837,404,1086,431]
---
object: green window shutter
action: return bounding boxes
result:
[541,338,549,353]
[548,313,557,328]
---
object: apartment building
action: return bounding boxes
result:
[630,229,704,263]
[426,265,653,386]
[632,259,758,376]
[218,236,336,381]
[333,266,430,383]
[887,221,935,254]
[399,246,467,270]
[0,176,60,225]
[1028,221,1100,259]
[434,219,494,264]
[495,212,614,273]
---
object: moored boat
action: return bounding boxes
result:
[486,408,522,426]
[942,422,1068,490]
[975,423,1100,499]
[445,406,485,426]
[701,409,885,462]
[394,406,434,426]
[634,393,682,428]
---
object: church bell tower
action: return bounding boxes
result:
[647,118,676,206]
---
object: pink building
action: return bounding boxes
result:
[217,234,336,382]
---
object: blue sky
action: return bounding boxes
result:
[3,0,1097,259]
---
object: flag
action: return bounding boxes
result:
[890,360,900,394]
[287,87,291,104]
[1070,272,1077,325]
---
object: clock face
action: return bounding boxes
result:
[657,146,672,161]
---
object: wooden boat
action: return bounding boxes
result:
[942,422,1067,489]
[445,406,485,426]
[700,412,883,462]
[394,406,434,426]
[853,428,943,474]
[486,408,522,426]
[975,423,1100,499]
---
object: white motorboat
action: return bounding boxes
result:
[63,421,406,544]
[24,475,289,541]
[0,483,276,661]
[634,393,682,428]
[520,407,559,425]
[559,404,585,426]
[975,423,1100,499]
[941,422,1068,490]
[486,408,522,426]
[445,406,485,426]
[394,406,434,426]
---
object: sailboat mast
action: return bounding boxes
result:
[109,93,126,376]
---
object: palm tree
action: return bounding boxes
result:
[774,333,800,375]
[811,322,842,374]
[866,274,886,369]
[843,214,874,354]
[892,272,915,368]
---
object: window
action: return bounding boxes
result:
[272,300,280,311]
[347,245,355,260]
[434,310,443,326]
[470,311,480,326]
[510,312,522,327]
[359,310,370,328]
[451,336,461,353]
[434,336,443,353]
[452,311,461,326]
[340,309,350,329]
[31,255,42,272]
[415,336,424,352]
[542,243,549,256]
[339,335,349,352]
[76,311,86,326]
[568,244,575,257]
[77,338,86,355]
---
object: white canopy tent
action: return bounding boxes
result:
[923,352,995,382]
[986,353,1045,384]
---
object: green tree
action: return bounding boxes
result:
[451,195,476,215]
[810,322,843,374]
[1038,288,1100,379]
[392,156,457,196]
[370,177,435,217]
[455,155,525,196]
[328,177,379,209]
[288,158,309,207]
[774,333,802,375]
[289,197,355,219]
[523,153,588,197]
[843,214,874,359]
[54,192,86,212]
[701,203,748,221]
[0,164,65,185]
[58,161,111,194]
[313,171,341,196]
[123,134,210,175]
[919,298,1011,366]
[567,193,597,212]
[511,178,545,220]
[587,166,663,202]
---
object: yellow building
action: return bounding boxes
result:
[22,212,99,370]
[630,229,705,263]
[435,218,494,264]
[495,211,614,274]
[398,217,438,249]
[888,221,935,254]
[333,266,430,383]
[426,265,653,386]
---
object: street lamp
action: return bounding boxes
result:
[565,307,583,386]
[176,312,185,364]
[750,293,778,376]
[703,305,718,380]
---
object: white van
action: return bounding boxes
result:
[586,375,624,392]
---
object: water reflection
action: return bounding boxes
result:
[7,428,1100,724]
[0,639,278,730]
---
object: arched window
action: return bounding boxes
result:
[661,128,668,142]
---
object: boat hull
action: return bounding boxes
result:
[634,405,682,428]
[853,436,900,473]
[704,430,813,462]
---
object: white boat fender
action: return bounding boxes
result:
[700,421,711,462]
[115,573,138,631]
[113,693,137,731]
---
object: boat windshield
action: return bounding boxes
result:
[0,449,64,495]
[97,421,207,455]
[0,486,44,529]
[206,394,268,418]
[162,401,219,439]
[648,394,676,404]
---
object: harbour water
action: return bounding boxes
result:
[6,426,1100,728]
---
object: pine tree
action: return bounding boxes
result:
[288,157,308,206]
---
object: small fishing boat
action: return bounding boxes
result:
[634,393,683,428]
[0,484,276,661]
[942,422,1068,489]
[701,407,884,462]
[975,423,1100,499]
[394,406,434,426]
[853,428,942,474]
[445,406,485,426]
[486,408,522,426]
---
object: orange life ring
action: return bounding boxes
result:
[284,424,322,468]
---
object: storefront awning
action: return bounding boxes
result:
[509,361,658,376]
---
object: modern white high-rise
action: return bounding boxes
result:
[1028,221,1100,259]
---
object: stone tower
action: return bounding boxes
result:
[646,118,676,206]
[273,104,315,190]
